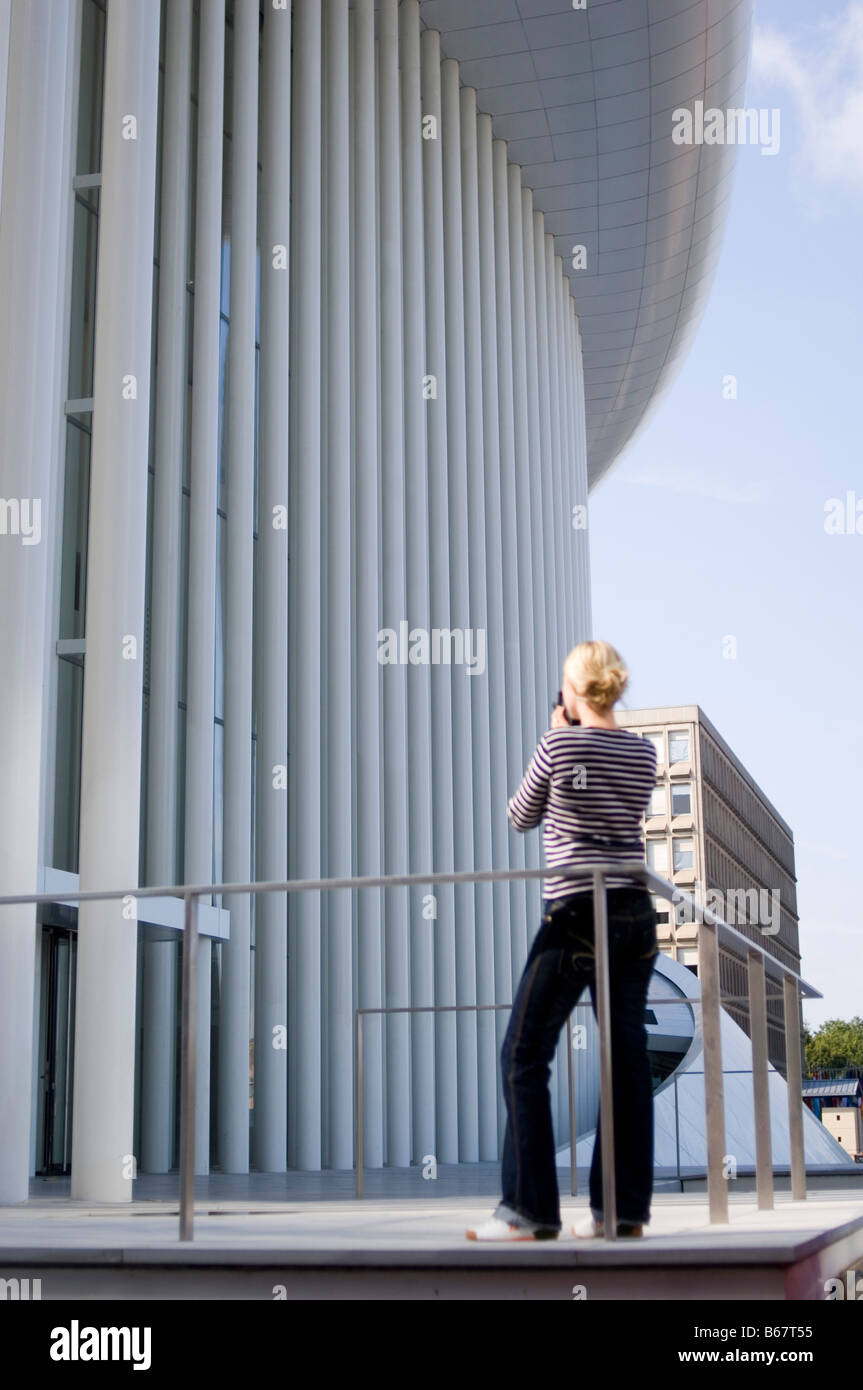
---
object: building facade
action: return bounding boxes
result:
[0,0,753,1202]
[617,705,801,1074]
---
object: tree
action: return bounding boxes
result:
[803,1017,863,1072]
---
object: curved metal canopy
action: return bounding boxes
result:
[419,0,754,485]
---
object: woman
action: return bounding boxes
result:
[466,640,659,1241]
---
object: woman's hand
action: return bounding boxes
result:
[550,703,569,730]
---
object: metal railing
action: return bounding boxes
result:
[354,989,720,1203]
[0,861,820,1241]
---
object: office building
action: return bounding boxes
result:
[617,705,801,1074]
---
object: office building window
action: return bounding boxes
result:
[646,786,665,818]
[671,783,692,817]
[673,836,695,871]
[644,731,664,765]
[646,838,669,874]
[668,730,690,764]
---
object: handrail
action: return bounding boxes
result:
[0,861,816,1237]
[0,865,820,994]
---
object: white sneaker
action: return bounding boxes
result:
[465,1215,556,1242]
[572,1215,604,1238]
[571,1215,644,1238]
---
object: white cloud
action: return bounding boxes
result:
[752,4,863,192]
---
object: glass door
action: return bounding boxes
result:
[36,927,77,1174]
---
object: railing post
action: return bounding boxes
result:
[783,973,807,1200]
[673,1074,681,1187]
[592,868,617,1239]
[355,1008,363,1199]
[567,1010,577,1196]
[178,891,199,1241]
[699,917,728,1223]
[747,948,774,1210]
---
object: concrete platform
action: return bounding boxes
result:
[2,1183,863,1300]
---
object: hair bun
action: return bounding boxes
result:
[563,642,629,713]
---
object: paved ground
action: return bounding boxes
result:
[0,1173,856,1301]
[3,1182,863,1298]
[2,1185,862,1257]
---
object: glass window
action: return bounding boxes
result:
[668,730,690,764]
[67,196,100,400]
[221,232,231,319]
[76,0,106,178]
[213,718,224,897]
[646,786,665,818]
[58,425,91,640]
[218,314,229,508]
[52,656,85,872]
[644,731,664,765]
[646,838,669,873]
[215,512,225,721]
[672,836,695,871]
[671,783,692,817]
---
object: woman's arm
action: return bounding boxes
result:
[507,736,553,831]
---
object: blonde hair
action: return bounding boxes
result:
[563,640,629,714]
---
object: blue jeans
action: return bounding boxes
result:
[494,887,659,1232]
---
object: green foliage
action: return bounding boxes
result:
[804,1017,863,1072]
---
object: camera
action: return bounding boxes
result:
[555,690,580,726]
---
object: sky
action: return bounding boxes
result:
[588,0,863,1031]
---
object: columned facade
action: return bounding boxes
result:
[0,0,750,1198]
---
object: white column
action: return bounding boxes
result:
[378,0,410,1168]
[459,85,496,1161]
[0,0,11,213]
[441,57,478,1163]
[421,29,457,1163]
[533,211,559,702]
[218,0,257,1175]
[478,120,513,1148]
[351,0,384,1169]
[253,0,291,1173]
[399,0,435,1167]
[507,162,536,972]
[71,0,161,1203]
[529,206,559,1127]
[321,0,353,1169]
[184,0,224,1177]
[553,254,575,651]
[563,294,580,630]
[0,0,80,1203]
[547,241,567,661]
[493,139,529,989]
[525,193,560,1123]
[288,0,322,1170]
[521,191,549,787]
[141,0,192,1176]
[573,319,592,627]
[548,243,571,1133]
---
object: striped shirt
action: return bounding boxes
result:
[507,726,657,899]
